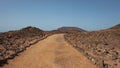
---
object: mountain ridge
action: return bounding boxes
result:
[0,24,120,68]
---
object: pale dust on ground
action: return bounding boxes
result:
[3,34,97,68]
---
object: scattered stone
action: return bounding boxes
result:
[0,26,48,67]
[64,24,120,68]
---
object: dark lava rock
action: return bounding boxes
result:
[58,27,86,31]
[64,24,120,68]
[0,26,47,67]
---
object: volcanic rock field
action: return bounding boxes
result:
[0,24,120,68]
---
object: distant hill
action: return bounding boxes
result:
[57,27,86,32]
[110,24,120,30]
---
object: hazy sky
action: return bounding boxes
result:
[0,0,120,32]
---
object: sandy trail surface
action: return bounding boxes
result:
[3,34,97,68]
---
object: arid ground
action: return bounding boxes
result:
[3,34,97,68]
[0,24,120,68]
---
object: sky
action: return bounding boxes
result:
[0,0,120,32]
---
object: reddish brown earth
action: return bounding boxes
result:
[0,26,46,66]
[64,24,120,68]
[3,34,97,68]
[1,24,120,68]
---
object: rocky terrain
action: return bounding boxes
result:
[3,34,97,68]
[0,26,47,66]
[0,24,120,68]
[64,24,120,68]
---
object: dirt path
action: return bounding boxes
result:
[3,34,97,68]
